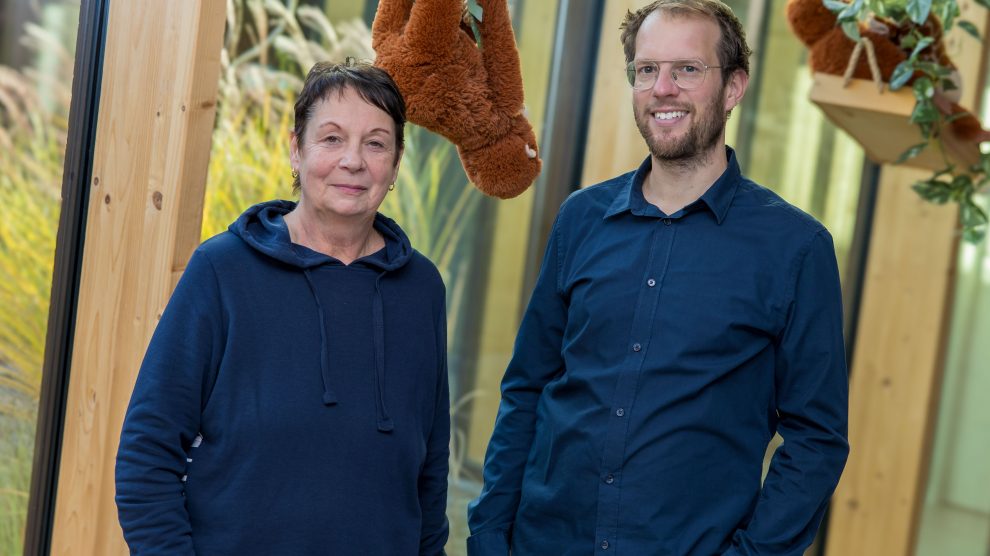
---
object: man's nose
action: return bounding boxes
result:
[651,68,680,96]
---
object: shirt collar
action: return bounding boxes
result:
[604,146,742,224]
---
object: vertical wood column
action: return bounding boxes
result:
[825,5,989,554]
[50,2,226,554]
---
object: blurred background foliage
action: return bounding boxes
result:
[0,1,75,552]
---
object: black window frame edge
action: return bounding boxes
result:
[24,0,109,554]
[520,0,605,300]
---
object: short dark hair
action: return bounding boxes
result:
[619,0,751,84]
[292,59,406,190]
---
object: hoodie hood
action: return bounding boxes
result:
[229,200,413,432]
[229,199,413,271]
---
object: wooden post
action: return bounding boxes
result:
[825,4,989,554]
[49,2,226,554]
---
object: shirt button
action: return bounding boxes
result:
[632,343,642,352]
[605,474,615,484]
[663,218,671,225]
[647,278,656,287]
[616,408,625,417]
[601,540,610,550]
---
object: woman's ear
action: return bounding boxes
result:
[289,132,301,169]
[391,147,404,184]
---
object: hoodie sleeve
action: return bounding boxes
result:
[115,248,226,555]
[419,292,451,555]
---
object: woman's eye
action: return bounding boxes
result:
[325,135,342,144]
[368,140,386,149]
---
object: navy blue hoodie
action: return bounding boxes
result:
[115,200,449,555]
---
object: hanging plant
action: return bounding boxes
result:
[825,0,990,242]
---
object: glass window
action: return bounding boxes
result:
[0,0,78,552]
[915,84,990,556]
[202,2,559,553]
[737,0,866,279]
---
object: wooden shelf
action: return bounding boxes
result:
[809,72,981,171]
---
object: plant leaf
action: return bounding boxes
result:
[889,61,914,90]
[897,142,929,163]
[957,20,981,40]
[466,0,483,22]
[823,0,850,13]
[974,0,990,10]
[906,0,932,24]
[909,36,934,60]
[912,76,935,100]
[841,20,861,41]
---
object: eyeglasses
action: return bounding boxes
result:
[626,59,722,91]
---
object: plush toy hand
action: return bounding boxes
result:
[372,0,542,199]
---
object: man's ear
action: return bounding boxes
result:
[723,69,749,113]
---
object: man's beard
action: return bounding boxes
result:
[635,88,727,168]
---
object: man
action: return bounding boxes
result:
[467,1,849,555]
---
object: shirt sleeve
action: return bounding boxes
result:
[466,214,569,556]
[419,294,451,556]
[115,249,226,555]
[726,229,850,555]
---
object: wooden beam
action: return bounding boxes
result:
[825,4,989,554]
[49,2,226,554]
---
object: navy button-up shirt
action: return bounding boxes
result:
[468,149,849,555]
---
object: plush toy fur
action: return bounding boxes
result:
[786,0,989,143]
[372,0,542,199]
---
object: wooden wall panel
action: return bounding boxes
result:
[50,1,226,554]
[826,4,989,554]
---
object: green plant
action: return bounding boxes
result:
[824,0,990,242]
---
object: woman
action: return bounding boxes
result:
[115,60,449,555]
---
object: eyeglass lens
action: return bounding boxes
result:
[627,60,708,90]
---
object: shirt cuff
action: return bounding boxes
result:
[466,528,510,556]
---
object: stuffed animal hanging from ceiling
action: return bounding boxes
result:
[372,0,542,199]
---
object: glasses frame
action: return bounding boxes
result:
[626,59,723,91]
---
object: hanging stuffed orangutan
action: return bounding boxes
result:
[372,0,542,199]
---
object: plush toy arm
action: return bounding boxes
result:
[405,0,465,57]
[371,0,414,38]
[477,0,526,116]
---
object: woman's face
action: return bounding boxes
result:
[290,86,401,222]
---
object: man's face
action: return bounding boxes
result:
[631,11,738,165]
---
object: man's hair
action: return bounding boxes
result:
[292,59,406,190]
[619,0,751,84]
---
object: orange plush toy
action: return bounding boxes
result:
[785,0,989,143]
[372,0,542,199]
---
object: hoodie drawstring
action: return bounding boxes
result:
[372,274,394,432]
[302,269,338,406]
[302,268,393,433]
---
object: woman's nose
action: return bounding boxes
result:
[339,144,365,171]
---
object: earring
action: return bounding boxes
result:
[291,169,299,179]
[388,183,395,191]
